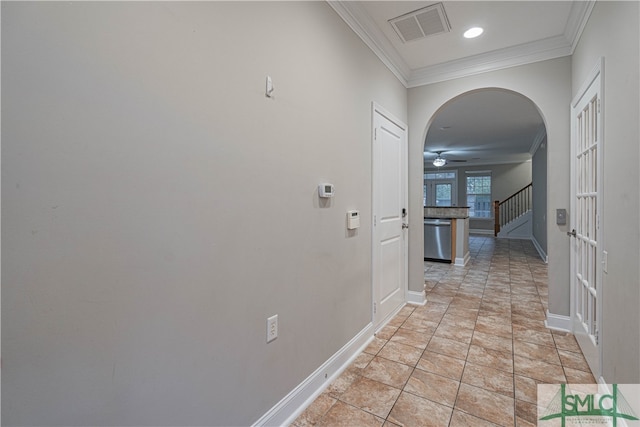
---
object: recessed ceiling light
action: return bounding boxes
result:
[464,27,484,39]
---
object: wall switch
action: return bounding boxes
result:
[267,314,278,343]
[602,251,608,274]
[556,209,567,225]
[265,76,274,98]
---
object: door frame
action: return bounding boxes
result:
[424,171,458,207]
[569,57,604,380]
[371,102,408,330]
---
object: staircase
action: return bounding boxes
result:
[494,183,532,238]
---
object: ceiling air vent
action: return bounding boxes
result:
[389,3,451,43]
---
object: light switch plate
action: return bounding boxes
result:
[267,315,278,343]
[266,76,274,98]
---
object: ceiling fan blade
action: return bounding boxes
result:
[424,150,445,157]
[448,159,467,162]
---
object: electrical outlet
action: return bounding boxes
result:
[267,315,278,343]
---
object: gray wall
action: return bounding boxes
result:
[408,58,572,314]
[424,161,533,231]
[571,1,640,383]
[1,2,407,425]
[532,136,548,255]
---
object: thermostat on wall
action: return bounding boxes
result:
[318,183,335,198]
[347,210,360,230]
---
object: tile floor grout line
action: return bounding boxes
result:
[293,237,595,427]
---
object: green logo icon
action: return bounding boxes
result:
[540,384,639,426]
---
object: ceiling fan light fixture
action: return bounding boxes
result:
[433,156,447,167]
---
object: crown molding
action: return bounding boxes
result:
[564,0,596,53]
[407,35,572,87]
[328,0,595,89]
[327,1,410,86]
[424,158,532,170]
[529,126,547,156]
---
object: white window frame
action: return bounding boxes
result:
[465,171,492,218]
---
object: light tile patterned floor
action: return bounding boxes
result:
[292,236,594,427]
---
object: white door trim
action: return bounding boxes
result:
[569,56,604,379]
[573,58,604,108]
[371,102,409,330]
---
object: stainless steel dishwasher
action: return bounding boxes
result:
[424,218,452,262]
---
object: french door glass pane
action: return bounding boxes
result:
[435,183,452,206]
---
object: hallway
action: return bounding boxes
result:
[293,236,594,426]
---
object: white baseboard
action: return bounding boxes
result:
[531,235,548,263]
[469,229,494,235]
[407,290,426,306]
[498,234,532,240]
[454,251,470,267]
[545,310,571,332]
[253,322,374,427]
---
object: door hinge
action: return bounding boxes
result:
[373,302,377,314]
[595,329,599,345]
[374,128,377,140]
[374,215,376,226]
[597,99,601,113]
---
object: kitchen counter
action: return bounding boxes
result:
[424,206,469,219]
[423,207,470,266]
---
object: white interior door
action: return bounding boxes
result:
[570,59,603,378]
[372,104,408,330]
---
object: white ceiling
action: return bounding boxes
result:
[329,1,594,166]
[423,88,545,167]
[358,1,576,73]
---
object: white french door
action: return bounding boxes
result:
[424,180,457,207]
[570,58,603,378]
[423,171,457,207]
[372,103,407,330]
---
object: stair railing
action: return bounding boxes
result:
[494,183,532,236]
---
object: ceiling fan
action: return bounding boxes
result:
[424,150,468,167]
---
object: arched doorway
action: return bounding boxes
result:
[422,88,547,248]
[405,60,571,347]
